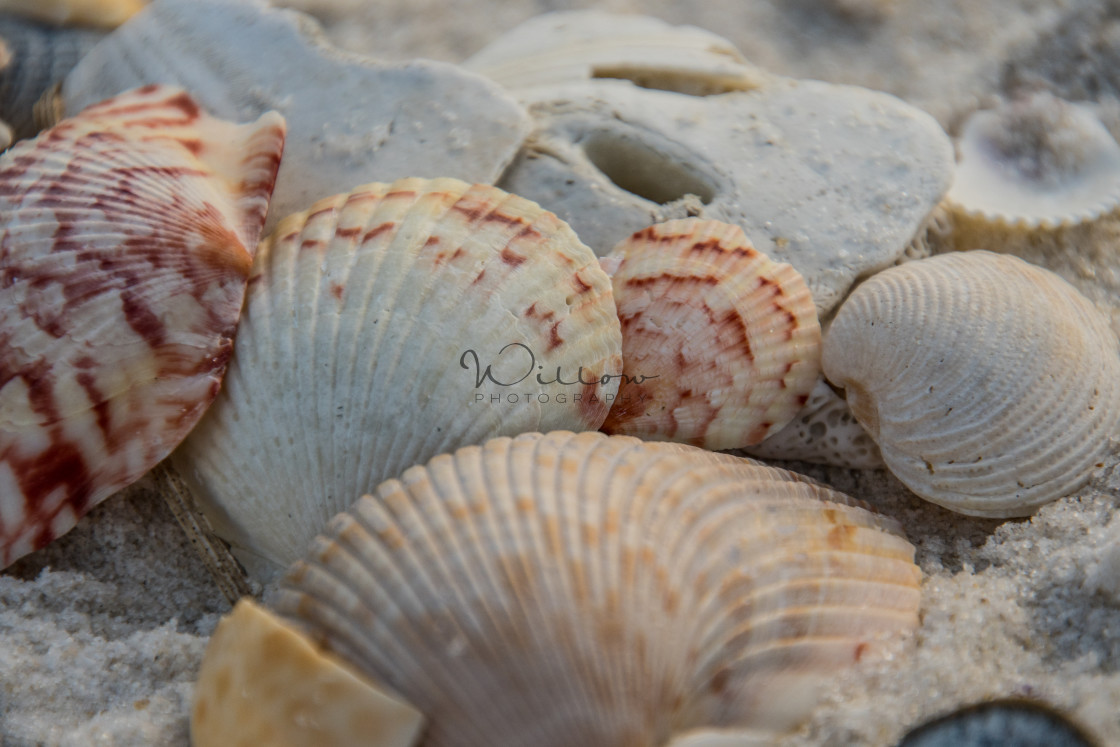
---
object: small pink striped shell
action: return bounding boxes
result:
[600,219,821,449]
[0,84,285,567]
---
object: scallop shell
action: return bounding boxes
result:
[0,0,145,28]
[498,75,954,317]
[61,0,531,232]
[274,430,922,746]
[0,84,285,567]
[0,16,105,141]
[193,598,425,747]
[599,219,820,450]
[823,251,1120,518]
[946,93,1120,229]
[463,10,766,95]
[173,178,623,581]
[737,378,884,470]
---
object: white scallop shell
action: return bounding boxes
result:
[599,219,821,450]
[946,92,1120,229]
[274,430,922,746]
[61,0,531,232]
[174,178,623,581]
[823,251,1120,517]
[463,10,766,95]
[193,598,425,747]
[0,84,284,568]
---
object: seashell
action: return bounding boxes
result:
[0,0,145,28]
[0,84,285,568]
[823,251,1120,518]
[61,0,531,233]
[945,92,1120,229]
[498,75,954,317]
[463,10,766,95]
[737,378,884,470]
[193,598,425,747]
[896,699,1099,747]
[273,430,922,746]
[173,178,623,581]
[599,218,820,450]
[0,16,106,141]
[0,118,10,151]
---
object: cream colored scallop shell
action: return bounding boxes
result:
[823,251,1120,518]
[463,10,766,95]
[599,219,821,450]
[174,178,623,581]
[0,84,284,568]
[193,598,424,747]
[946,92,1120,229]
[274,430,922,746]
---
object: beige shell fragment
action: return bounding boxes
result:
[463,10,766,95]
[498,77,954,317]
[174,178,623,581]
[946,93,1120,229]
[192,598,424,747]
[0,84,284,568]
[275,430,922,746]
[62,0,531,232]
[737,378,884,469]
[0,0,145,28]
[600,219,820,450]
[823,251,1120,517]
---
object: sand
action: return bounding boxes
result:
[2,0,1120,745]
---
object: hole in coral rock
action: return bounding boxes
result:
[583,132,716,206]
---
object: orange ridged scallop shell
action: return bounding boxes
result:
[0,84,285,566]
[273,431,920,746]
[600,219,821,449]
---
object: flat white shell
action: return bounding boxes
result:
[174,178,623,580]
[498,77,954,316]
[193,598,424,747]
[463,10,765,94]
[823,251,1120,517]
[61,0,531,232]
[947,93,1120,228]
[0,84,284,567]
[275,431,921,746]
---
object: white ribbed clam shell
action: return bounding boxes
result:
[274,430,921,746]
[823,251,1120,517]
[600,219,821,450]
[175,179,623,580]
[0,84,284,568]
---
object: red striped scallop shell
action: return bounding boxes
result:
[0,84,285,566]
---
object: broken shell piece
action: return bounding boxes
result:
[946,93,1120,229]
[174,178,623,581]
[275,430,922,746]
[737,378,884,469]
[463,10,766,95]
[0,0,145,28]
[823,251,1120,518]
[0,84,285,568]
[0,16,106,141]
[499,78,954,316]
[600,219,820,450]
[193,598,424,747]
[62,0,531,232]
